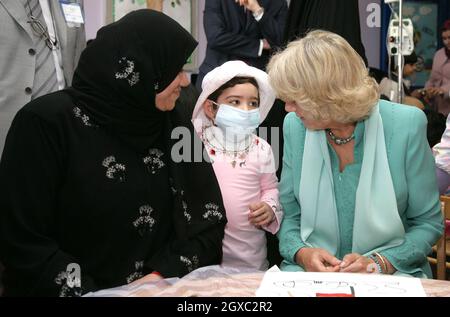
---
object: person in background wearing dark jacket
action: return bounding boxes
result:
[0,0,86,156]
[196,0,287,90]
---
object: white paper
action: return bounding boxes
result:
[256,271,427,297]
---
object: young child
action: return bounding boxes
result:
[192,61,282,271]
[379,52,425,109]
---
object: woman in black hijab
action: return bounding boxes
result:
[0,10,226,296]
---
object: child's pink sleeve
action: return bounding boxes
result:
[259,141,282,234]
[260,172,282,234]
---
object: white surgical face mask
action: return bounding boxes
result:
[213,103,260,143]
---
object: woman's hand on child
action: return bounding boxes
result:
[248,202,275,228]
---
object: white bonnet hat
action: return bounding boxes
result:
[192,60,276,133]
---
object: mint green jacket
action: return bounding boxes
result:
[278,101,444,277]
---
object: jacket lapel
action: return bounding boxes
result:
[293,131,303,200]
[233,2,246,28]
[1,0,34,41]
[244,9,252,30]
[50,0,67,49]
[49,0,71,81]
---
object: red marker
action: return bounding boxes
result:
[316,286,355,297]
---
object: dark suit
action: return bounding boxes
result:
[196,0,287,90]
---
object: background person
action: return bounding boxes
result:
[196,0,287,90]
[425,19,450,116]
[0,0,86,155]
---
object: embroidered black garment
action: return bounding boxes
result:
[0,10,226,297]
[284,0,367,65]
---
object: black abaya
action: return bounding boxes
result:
[285,0,367,64]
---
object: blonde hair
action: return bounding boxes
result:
[267,30,379,123]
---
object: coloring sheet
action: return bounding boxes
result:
[256,271,426,297]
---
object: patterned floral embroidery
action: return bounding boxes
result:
[143,149,165,174]
[55,270,82,297]
[271,204,280,215]
[102,156,126,182]
[169,177,177,196]
[133,205,156,236]
[202,203,223,221]
[115,57,140,86]
[126,261,144,284]
[202,127,256,168]
[180,255,199,273]
[72,106,98,127]
[266,198,281,215]
[182,200,191,223]
[180,190,191,223]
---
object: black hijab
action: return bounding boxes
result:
[69,10,227,278]
[68,9,197,149]
[0,10,227,294]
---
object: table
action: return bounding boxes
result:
[86,265,450,297]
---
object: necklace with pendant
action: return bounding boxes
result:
[326,128,355,145]
[202,128,253,168]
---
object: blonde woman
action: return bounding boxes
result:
[268,30,443,277]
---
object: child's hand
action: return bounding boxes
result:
[248,202,275,228]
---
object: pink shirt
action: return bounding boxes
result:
[203,131,282,271]
[426,48,450,115]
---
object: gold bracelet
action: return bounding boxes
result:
[374,252,388,274]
